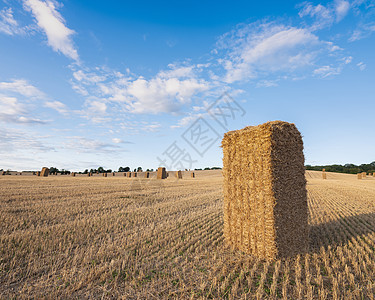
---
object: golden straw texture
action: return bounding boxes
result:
[221,121,308,260]
[157,167,167,179]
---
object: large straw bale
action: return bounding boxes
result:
[362,172,367,178]
[221,121,308,260]
[358,173,362,179]
[191,172,195,178]
[40,167,49,177]
[157,167,167,179]
[176,170,182,179]
[145,172,150,178]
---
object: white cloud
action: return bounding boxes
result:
[44,100,68,114]
[112,138,123,144]
[357,62,366,71]
[313,65,341,78]
[64,136,121,153]
[216,23,323,83]
[335,0,350,22]
[0,7,26,35]
[24,0,78,61]
[298,0,350,29]
[71,64,211,116]
[0,95,45,124]
[0,79,46,98]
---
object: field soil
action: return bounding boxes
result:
[1,170,375,299]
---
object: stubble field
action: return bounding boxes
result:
[1,170,375,299]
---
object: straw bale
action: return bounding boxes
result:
[176,170,182,179]
[191,172,195,178]
[103,173,107,177]
[37,171,40,176]
[322,168,325,172]
[87,173,91,177]
[373,173,375,177]
[113,172,115,176]
[157,167,167,179]
[127,172,132,178]
[1,171,5,176]
[71,173,75,177]
[362,172,366,177]
[221,121,308,260]
[145,172,150,178]
[358,173,362,179]
[40,167,49,177]
[133,172,137,178]
[322,171,327,180]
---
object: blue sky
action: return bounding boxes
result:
[0,0,374,171]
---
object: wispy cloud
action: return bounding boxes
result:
[64,136,123,153]
[0,79,46,98]
[0,7,27,35]
[214,21,347,83]
[44,100,68,114]
[71,64,211,117]
[23,0,79,61]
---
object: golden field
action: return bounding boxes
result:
[1,170,375,299]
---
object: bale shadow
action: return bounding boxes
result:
[308,212,375,253]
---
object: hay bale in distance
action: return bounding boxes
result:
[1,171,5,176]
[145,172,150,178]
[191,172,195,178]
[322,171,327,180]
[133,172,137,178]
[157,167,167,179]
[87,173,91,177]
[362,172,367,178]
[222,121,308,260]
[113,172,115,176]
[103,173,107,177]
[127,172,132,178]
[176,170,182,179]
[358,173,362,179]
[40,167,49,177]
[71,172,75,177]
[37,171,40,176]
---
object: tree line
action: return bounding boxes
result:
[305,161,375,174]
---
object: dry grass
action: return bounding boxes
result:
[1,170,375,298]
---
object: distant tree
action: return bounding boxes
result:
[83,169,88,174]
[150,169,154,172]
[204,167,211,170]
[107,169,112,173]
[137,167,142,172]
[124,167,130,172]
[49,167,59,174]
[133,168,136,172]
[98,167,104,173]
[118,167,124,172]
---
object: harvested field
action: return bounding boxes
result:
[1,170,375,298]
